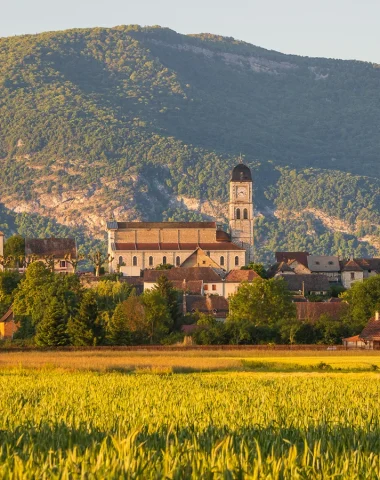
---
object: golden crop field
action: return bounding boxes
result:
[2,350,380,478]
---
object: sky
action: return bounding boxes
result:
[1,0,379,63]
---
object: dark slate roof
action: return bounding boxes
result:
[307,255,340,272]
[360,318,380,340]
[275,252,309,268]
[278,274,330,293]
[267,261,295,278]
[25,238,76,258]
[144,267,222,283]
[186,295,229,317]
[115,242,244,251]
[296,302,348,322]
[111,222,216,230]
[225,270,260,282]
[230,164,252,182]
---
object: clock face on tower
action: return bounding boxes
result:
[236,186,247,198]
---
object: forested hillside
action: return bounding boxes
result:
[0,25,379,262]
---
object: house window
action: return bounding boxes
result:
[204,285,209,291]
[59,260,66,268]
[315,261,320,265]
[351,272,355,280]
[176,256,181,267]
[235,256,239,266]
[206,251,210,257]
[236,208,241,219]
[328,261,333,265]
[212,284,216,291]
[220,256,225,266]
[118,256,123,266]
[133,256,138,267]
[149,256,153,267]
[163,256,167,265]
[243,208,248,220]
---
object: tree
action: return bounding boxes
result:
[107,303,132,345]
[241,263,267,278]
[341,276,380,327]
[155,264,174,270]
[88,251,114,277]
[4,235,25,262]
[228,278,296,328]
[35,298,69,346]
[141,289,173,344]
[67,291,102,346]
[64,253,85,273]
[152,275,180,327]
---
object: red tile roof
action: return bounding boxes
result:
[225,270,260,282]
[360,318,380,340]
[114,242,244,251]
[275,252,309,268]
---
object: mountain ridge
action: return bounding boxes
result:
[0,25,379,262]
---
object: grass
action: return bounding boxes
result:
[1,349,380,373]
[1,368,380,477]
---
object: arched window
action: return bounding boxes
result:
[118,256,123,265]
[176,256,181,267]
[133,256,138,267]
[244,208,248,220]
[220,256,225,267]
[163,256,167,265]
[235,256,239,266]
[236,208,241,219]
[149,256,153,267]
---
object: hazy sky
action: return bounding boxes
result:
[1,0,379,63]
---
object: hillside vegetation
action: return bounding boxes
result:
[0,25,379,262]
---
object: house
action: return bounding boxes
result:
[143,267,223,296]
[342,335,367,349]
[107,164,255,276]
[340,258,380,289]
[0,309,18,339]
[275,252,309,268]
[359,312,380,349]
[223,269,260,297]
[307,255,340,282]
[267,261,296,278]
[25,238,77,273]
[278,274,331,296]
[183,295,229,321]
[296,302,348,323]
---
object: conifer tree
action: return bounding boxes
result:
[153,275,179,327]
[107,303,131,345]
[35,298,69,346]
[67,291,101,346]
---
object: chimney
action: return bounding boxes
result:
[376,311,379,321]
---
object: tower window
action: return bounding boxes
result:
[149,256,153,267]
[119,256,123,266]
[244,208,248,220]
[133,256,138,267]
[220,256,225,266]
[163,256,167,265]
[176,256,181,266]
[235,256,239,266]
[236,208,241,220]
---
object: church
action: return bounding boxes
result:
[107,163,254,276]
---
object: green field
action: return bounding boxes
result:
[2,351,380,478]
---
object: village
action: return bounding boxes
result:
[0,164,379,347]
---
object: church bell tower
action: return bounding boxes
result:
[229,163,254,264]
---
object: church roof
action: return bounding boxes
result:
[107,221,217,230]
[230,164,252,182]
[114,242,244,251]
